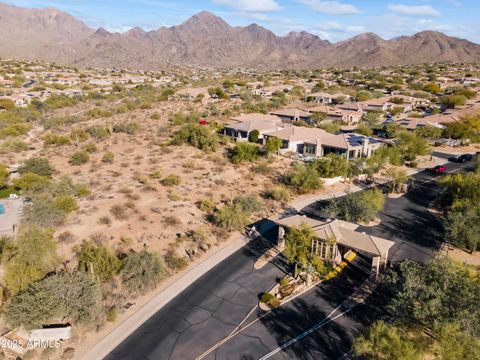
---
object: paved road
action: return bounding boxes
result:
[106,155,474,360]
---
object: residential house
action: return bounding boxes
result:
[270,108,312,122]
[305,92,351,104]
[264,126,383,159]
[223,113,284,142]
[276,215,395,274]
[307,104,363,125]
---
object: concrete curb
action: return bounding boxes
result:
[82,236,249,360]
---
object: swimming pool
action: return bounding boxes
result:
[0,204,5,215]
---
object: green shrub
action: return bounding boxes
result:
[3,226,59,294]
[121,249,167,295]
[43,133,71,147]
[266,186,290,202]
[161,174,181,186]
[102,151,114,163]
[69,151,90,166]
[285,163,323,193]
[4,272,100,330]
[83,143,98,153]
[76,241,122,282]
[53,195,79,213]
[173,124,218,152]
[18,157,54,177]
[86,125,110,140]
[113,122,140,135]
[230,142,260,164]
[70,128,90,142]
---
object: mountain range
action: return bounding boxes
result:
[1,3,479,70]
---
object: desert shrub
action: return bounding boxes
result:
[197,198,216,213]
[4,271,101,330]
[70,128,90,142]
[110,204,129,220]
[121,249,167,295]
[260,292,281,308]
[86,125,110,140]
[163,216,181,227]
[83,143,98,153]
[249,129,259,143]
[98,216,112,225]
[230,142,261,164]
[172,124,218,152]
[69,151,89,166]
[18,157,54,177]
[266,186,290,202]
[21,194,69,227]
[233,194,262,213]
[284,163,323,193]
[12,173,50,192]
[76,241,122,282]
[314,154,350,178]
[322,189,385,223]
[53,195,79,213]
[106,307,118,322]
[213,203,250,230]
[164,249,188,271]
[3,226,59,294]
[112,122,140,135]
[252,162,273,175]
[0,139,29,153]
[161,174,181,186]
[102,151,114,163]
[43,133,71,147]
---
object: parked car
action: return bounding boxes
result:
[449,154,473,163]
[430,165,446,174]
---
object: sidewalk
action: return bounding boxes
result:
[81,235,250,360]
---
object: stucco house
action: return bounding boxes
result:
[276,215,395,274]
[270,108,312,122]
[223,113,284,142]
[264,126,383,159]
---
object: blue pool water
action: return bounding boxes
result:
[0,204,5,215]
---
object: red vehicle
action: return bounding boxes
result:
[430,165,446,174]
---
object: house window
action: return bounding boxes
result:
[312,239,336,260]
[305,144,316,155]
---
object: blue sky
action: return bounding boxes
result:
[6,0,480,42]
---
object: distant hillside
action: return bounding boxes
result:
[1,3,479,70]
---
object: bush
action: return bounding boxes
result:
[260,292,281,308]
[197,198,216,213]
[76,241,122,282]
[102,151,114,163]
[164,249,188,271]
[285,163,323,193]
[322,189,385,223]
[43,133,71,147]
[121,249,167,295]
[21,193,69,227]
[3,226,59,294]
[172,124,218,152]
[113,122,140,135]
[314,154,349,178]
[266,186,290,202]
[110,204,129,220]
[12,173,50,192]
[230,142,261,164]
[69,151,89,166]
[214,203,250,230]
[18,158,54,177]
[161,174,181,186]
[53,195,79,213]
[86,125,110,140]
[83,143,98,153]
[4,272,101,330]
